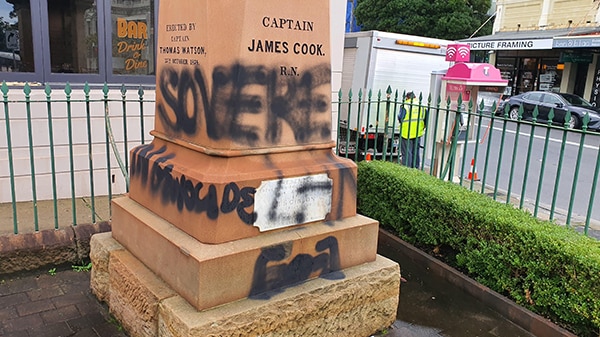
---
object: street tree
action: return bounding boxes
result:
[353,0,493,40]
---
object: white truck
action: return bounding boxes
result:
[338,30,454,159]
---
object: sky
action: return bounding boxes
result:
[0,1,16,24]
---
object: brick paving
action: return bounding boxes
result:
[0,267,126,337]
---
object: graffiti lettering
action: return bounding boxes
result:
[156,63,331,145]
[131,143,257,223]
[249,236,344,299]
[254,174,332,231]
[157,67,206,135]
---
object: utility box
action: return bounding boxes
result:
[430,60,507,181]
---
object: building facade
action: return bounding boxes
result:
[464,0,600,105]
[0,0,346,91]
[0,0,158,85]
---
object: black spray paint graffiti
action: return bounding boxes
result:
[263,174,333,225]
[326,150,357,220]
[130,143,257,224]
[249,236,344,299]
[157,63,332,146]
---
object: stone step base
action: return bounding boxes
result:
[90,232,401,337]
[111,196,380,310]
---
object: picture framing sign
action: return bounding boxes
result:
[467,39,553,50]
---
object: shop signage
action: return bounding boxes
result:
[116,18,149,71]
[559,51,593,63]
[466,39,553,50]
[591,65,600,107]
[553,37,600,48]
[446,83,471,101]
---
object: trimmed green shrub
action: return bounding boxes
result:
[357,160,600,336]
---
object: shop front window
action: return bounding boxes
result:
[47,0,98,73]
[111,0,154,76]
[495,57,516,96]
[538,59,562,93]
[0,0,34,73]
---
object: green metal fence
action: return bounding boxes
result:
[0,81,155,235]
[336,87,600,236]
[1,82,598,236]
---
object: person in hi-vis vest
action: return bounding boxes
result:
[397,92,426,168]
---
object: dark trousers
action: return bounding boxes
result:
[401,137,421,169]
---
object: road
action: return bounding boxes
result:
[444,117,600,226]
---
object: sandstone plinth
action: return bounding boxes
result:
[90,232,400,337]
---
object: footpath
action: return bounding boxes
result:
[0,266,125,337]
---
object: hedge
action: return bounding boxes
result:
[357,160,600,336]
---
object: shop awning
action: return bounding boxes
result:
[461,27,600,50]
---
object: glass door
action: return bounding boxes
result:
[517,58,538,94]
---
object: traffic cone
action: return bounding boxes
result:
[365,153,372,162]
[466,158,479,181]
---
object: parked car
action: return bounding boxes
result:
[476,91,504,115]
[496,91,600,130]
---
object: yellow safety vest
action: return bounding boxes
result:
[401,100,425,139]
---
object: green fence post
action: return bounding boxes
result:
[355,89,363,161]
[447,94,463,181]
[566,114,589,226]
[2,82,18,234]
[469,100,486,191]
[65,83,77,226]
[520,106,539,209]
[389,90,400,164]
[505,105,524,205]
[138,86,146,144]
[493,101,511,201]
[364,89,373,162]
[121,85,129,180]
[459,100,473,187]
[585,120,600,234]
[428,96,442,176]
[534,109,555,218]
[439,97,452,179]
[345,89,353,160]
[481,104,500,194]
[84,83,96,224]
[24,83,39,231]
[45,84,59,229]
[549,111,571,221]
[103,83,113,216]
[420,93,432,171]
[382,86,393,161]
[412,92,423,168]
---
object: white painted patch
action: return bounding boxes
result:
[254,174,332,232]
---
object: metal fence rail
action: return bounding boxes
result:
[336,87,600,235]
[1,82,598,236]
[0,82,155,234]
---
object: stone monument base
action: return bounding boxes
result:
[90,232,400,337]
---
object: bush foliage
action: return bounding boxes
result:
[357,160,600,336]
